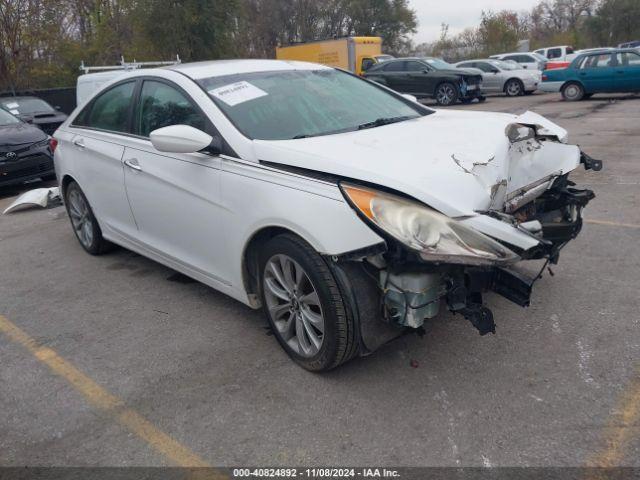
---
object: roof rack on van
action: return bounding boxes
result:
[79,55,181,74]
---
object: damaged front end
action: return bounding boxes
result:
[335,128,601,345]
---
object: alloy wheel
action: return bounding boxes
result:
[67,189,94,249]
[263,254,324,357]
[436,84,456,105]
[506,80,522,96]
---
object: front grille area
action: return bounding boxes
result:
[0,154,53,182]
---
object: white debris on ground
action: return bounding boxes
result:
[3,187,61,215]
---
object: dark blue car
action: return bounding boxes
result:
[540,48,640,101]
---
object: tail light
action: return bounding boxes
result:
[49,137,58,153]
[542,74,548,81]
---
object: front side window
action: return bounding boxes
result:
[405,61,427,72]
[79,81,135,132]
[361,58,375,72]
[198,69,427,141]
[476,62,495,73]
[136,80,207,137]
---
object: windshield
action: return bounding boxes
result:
[532,53,547,62]
[198,69,427,140]
[0,97,55,115]
[423,58,454,70]
[490,60,517,70]
[0,108,21,126]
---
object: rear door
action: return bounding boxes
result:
[122,78,229,285]
[614,51,640,91]
[64,80,138,239]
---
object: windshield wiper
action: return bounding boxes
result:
[357,115,416,130]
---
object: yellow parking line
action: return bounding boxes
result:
[585,219,640,229]
[588,368,640,467]
[0,314,225,477]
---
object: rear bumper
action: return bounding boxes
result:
[540,81,563,92]
[0,153,54,188]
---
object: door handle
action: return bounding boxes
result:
[73,139,85,148]
[124,158,142,171]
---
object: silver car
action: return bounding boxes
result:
[455,59,541,96]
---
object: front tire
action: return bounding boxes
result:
[259,234,358,371]
[562,82,585,101]
[435,82,458,106]
[64,181,114,255]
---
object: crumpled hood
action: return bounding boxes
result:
[253,109,580,218]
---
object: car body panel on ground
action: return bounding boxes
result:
[53,59,599,369]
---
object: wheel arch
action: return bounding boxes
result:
[503,77,524,92]
[241,225,320,306]
[60,174,78,200]
[561,79,585,92]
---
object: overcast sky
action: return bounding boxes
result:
[408,0,542,44]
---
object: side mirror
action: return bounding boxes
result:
[150,125,213,154]
[55,106,61,111]
[523,65,528,69]
[422,69,430,74]
[401,93,418,103]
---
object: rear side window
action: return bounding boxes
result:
[78,81,135,132]
[583,54,614,68]
[382,61,405,72]
[548,48,562,59]
[135,80,207,137]
[618,52,640,66]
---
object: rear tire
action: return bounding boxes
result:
[562,82,585,101]
[505,79,524,96]
[64,181,114,255]
[435,82,459,106]
[259,234,358,371]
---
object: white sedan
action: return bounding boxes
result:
[53,60,601,371]
[454,59,541,96]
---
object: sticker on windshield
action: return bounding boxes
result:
[208,81,268,106]
[5,102,19,109]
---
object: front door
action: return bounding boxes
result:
[578,53,617,92]
[122,79,229,285]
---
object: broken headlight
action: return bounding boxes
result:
[341,184,518,265]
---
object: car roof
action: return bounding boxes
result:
[167,59,331,80]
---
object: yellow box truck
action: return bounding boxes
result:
[275,37,392,75]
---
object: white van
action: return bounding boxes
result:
[76,71,126,106]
